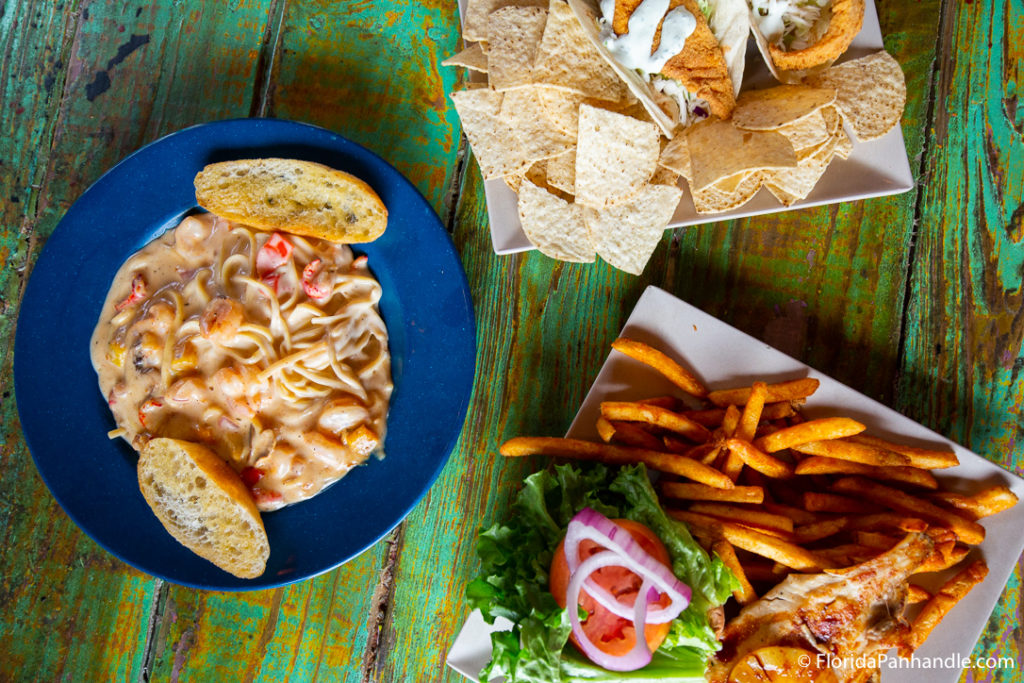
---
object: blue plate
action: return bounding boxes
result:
[14,119,476,590]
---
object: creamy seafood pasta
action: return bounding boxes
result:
[91,213,392,511]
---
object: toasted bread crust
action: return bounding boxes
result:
[138,438,269,578]
[194,158,388,244]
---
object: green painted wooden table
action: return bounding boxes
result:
[1,0,1021,681]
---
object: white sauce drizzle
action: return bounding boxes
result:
[599,0,697,76]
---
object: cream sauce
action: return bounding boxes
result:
[599,0,697,76]
[91,213,392,512]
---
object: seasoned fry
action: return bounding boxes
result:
[754,417,866,453]
[852,530,899,550]
[689,502,795,534]
[720,405,745,481]
[844,513,928,533]
[903,560,988,654]
[595,417,616,443]
[682,401,799,428]
[707,378,820,407]
[605,420,665,450]
[906,584,931,604]
[727,438,794,478]
[928,486,1019,520]
[611,338,707,398]
[500,437,735,489]
[713,540,758,605]
[814,544,876,566]
[803,492,882,514]
[848,434,959,469]
[637,395,680,410]
[661,481,765,504]
[793,517,848,544]
[832,477,986,545]
[792,438,911,467]
[600,401,712,442]
[916,543,969,573]
[762,502,817,525]
[737,382,767,442]
[794,456,938,489]
[668,510,833,571]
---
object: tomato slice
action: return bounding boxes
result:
[550,518,674,658]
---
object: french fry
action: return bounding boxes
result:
[793,517,848,544]
[638,395,680,410]
[928,486,1019,520]
[600,401,712,443]
[792,438,911,467]
[814,544,877,567]
[727,438,794,478]
[719,405,745,480]
[737,382,767,442]
[848,434,959,469]
[832,477,986,545]
[762,502,817,526]
[906,584,932,604]
[741,562,790,583]
[611,338,707,398]
[682,401,799,429]
[916,542,969,573]
[689,502,795,534]
[754,417,866,453]
[902,560,988,655]
[794,456,938,489]
[844,514,929,533]
[604,420,665,450]
[668,510,833,571]
[500,437,735,489]
[707,378,820,407]
[804,492,883,515]
[713,540,758,605]
[595,417,616,443]
[852,530,899,550]
[661,481,765,504]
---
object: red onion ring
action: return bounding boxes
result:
[563,508,691,623]
[566,550,655,671]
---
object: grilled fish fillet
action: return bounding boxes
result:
[612,0,736,119]
[708,532,934,683]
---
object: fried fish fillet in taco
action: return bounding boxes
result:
[578,0,748,129]
[748,0,864,73]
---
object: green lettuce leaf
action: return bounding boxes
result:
[466,463,738,682]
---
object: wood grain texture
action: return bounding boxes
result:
[900,0,1024,679]
[1,0,1022,680]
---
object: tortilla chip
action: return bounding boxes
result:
[532,0,628,102]
[518,179,595,262]
[833,127,854,159]
[584,184,682,275]
[442,43,489,73]
[546,149,576,194]
[732,85,837,130]
[650,166,681,187]
[658,134,693,181]
[504,162,549,193]
[575,104,660,207]
[500,86,575,162]
[686,119,797,192]
[765,139,835,204]
[777,110,829,152]
[807,50,906,142]
[462,0,547,42]
[451,89,533,179]
[690,171,764,214]
[486,6,548,91]
[535,87,588,135]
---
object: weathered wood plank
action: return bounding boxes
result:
[1,1,275,681]
[901,0,1024,679]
